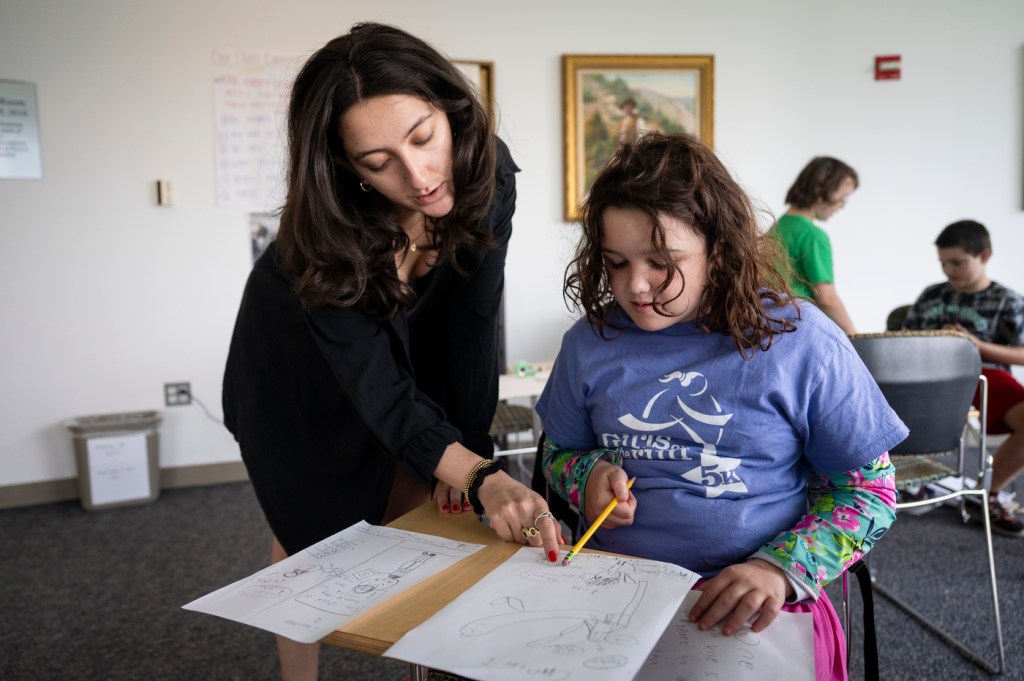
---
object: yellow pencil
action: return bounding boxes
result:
[562,476,636,566]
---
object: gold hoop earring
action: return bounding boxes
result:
[359,180,372,193]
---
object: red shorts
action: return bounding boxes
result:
[975,368,1024,435]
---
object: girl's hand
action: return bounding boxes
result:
[432,481,470,514]
[584,460,636,529]
[688,559,792,636]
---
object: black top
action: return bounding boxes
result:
[223,138,519,555]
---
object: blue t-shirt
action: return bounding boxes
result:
[536,302,907,576]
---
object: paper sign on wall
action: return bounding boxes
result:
[0,81,42,180]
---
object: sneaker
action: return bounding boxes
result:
[986,496,1024,536]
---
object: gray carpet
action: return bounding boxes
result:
[0,482,407,681]
[2,480,1022,680]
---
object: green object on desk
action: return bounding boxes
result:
[513,360,539,377]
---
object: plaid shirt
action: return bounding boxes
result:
[903,281,1024,370]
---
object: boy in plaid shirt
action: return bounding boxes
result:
[903,220,1024,535]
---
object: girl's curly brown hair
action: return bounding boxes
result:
[565,132,798,356]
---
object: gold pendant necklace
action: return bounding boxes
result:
[408,223,427,252]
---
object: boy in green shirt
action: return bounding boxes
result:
[774,157,859,334]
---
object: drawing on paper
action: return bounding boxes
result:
[183,522,484,644]
[295,550,437,615]
[385,548,701,681]
[637,590,814,681]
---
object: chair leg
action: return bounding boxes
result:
[873,488,1005,674]
[841,570,850,662]
[979,488,1007,673]
[843,560,879,681]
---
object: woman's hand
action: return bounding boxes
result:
[432,481,470,514]
[433,443,562,562]
[584,460,636,528]
[477,469,562,563]
[688,559,793,636]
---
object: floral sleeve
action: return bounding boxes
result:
[541,437,622,516]
[754,453,898,599]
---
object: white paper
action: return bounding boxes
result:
[183,522,485,643]
[0,81,42,179]
[86,433,151,505]
[638,590,814,681]
[385,548,700,681]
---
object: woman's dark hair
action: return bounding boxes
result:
[566,132,797,356]
[784,156,858,209]
[276,22,497,317]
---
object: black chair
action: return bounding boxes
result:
[849,330,1004,674]
[885,304,911,331]
[490,402,538,484]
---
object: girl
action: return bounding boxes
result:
[223,23,559,681]
[537,133,904,680]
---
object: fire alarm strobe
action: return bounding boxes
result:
[875,55,901,81]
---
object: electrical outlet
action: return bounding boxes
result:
[164,382,192,406]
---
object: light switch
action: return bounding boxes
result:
[155,179,173,206]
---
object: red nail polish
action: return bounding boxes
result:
[463,501,471,511]
[559,535,567,545]
[548,550,557,563]
[441,504,449,512]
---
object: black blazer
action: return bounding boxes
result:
[222,138,519,555]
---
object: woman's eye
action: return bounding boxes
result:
[606,260,626,270]
[414,132,435,146]
[366,160,389,172]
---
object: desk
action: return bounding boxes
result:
[321,503,519,655]
[497,365,550,402]
[496,362,551,449]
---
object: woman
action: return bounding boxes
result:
[222,22,558,680]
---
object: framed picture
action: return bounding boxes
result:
[563,54,714,221]
[453,60,495,119]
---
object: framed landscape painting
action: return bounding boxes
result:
[563,54,714,221]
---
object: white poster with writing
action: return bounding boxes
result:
[211,49,304,210]
[0,81,42,179]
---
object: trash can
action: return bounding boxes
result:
[65,411,163,510]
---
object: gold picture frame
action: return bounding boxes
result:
[453,60,495,119]
[563,54,714,221]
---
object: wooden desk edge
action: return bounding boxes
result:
[321,504,515,655]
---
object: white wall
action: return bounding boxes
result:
[2,0,1022,488]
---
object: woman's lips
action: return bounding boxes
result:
[415,184,445,205]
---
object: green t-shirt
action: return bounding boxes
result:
[774,214,834,299]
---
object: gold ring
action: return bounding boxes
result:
[521,526,539,540]
[534,511,556,527]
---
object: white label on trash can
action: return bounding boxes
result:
[86,433,151,505]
